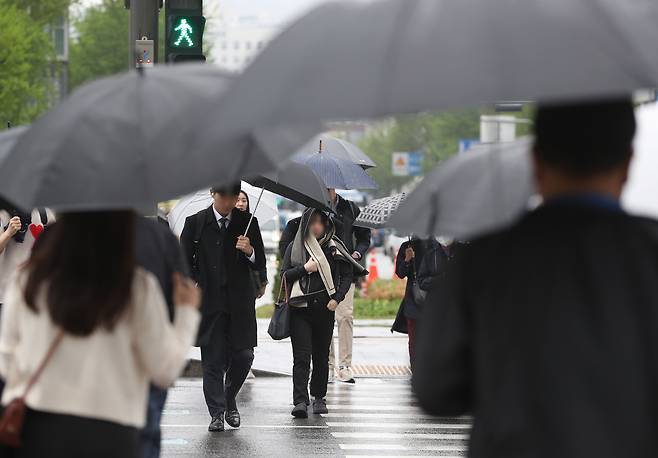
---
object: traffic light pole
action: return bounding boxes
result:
[126,0,161,69]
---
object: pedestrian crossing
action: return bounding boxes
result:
[323,380,471,457]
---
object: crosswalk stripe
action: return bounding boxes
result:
[345,455,463,458]
[327,405,424,411]
[332,432,469,440]
[325,394,415,401]
[321,412,469,420]
[339,443,467,452]
[326,422,471,430]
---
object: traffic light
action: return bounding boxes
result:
[165,0,205,63]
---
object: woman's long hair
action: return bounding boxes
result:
[24,211,136,336]
[238,190,251,213]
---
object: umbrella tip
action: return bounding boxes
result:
[319,139,323,153]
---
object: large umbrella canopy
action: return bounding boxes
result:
[167,182,278,237]
[195,0,658,127]
[246,161,332,212]
[354,193,406,229]
[389,138,535,239]
[623,103,658,218]
[293,135,376,169]
[0,65,319,211]
[298,153,378,190]
[0,127,27,166]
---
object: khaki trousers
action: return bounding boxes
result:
[329,283,355,369]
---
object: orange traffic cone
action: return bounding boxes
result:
[367,252,379,284]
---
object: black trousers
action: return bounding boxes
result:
[0,408,139,458]
[290,294,335,406]
[201,311,254,418]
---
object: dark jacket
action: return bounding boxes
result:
[280,209,353,305]
[392,239,441,332]
[413,201,658,458]
[279,196,371,261]
[180,206,266,348]
[135,217,188,321]
[417,244,449,292]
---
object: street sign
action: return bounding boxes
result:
[135,39,154,68]
[392,151,423,176]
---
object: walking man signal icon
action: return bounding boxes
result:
[174,18,194,47]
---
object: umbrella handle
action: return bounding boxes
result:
[244,187,265,236]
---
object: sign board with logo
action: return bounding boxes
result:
[392,151,424,176]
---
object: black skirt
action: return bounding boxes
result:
[0,408,140,458]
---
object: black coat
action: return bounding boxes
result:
[392,239,441,332]
[279,196,371,260]
[413,201,658,458]
[135,217,188,321]
[281,242,353,306]
[180,206,266,348]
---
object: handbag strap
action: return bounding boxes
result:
[22,330,64,399]
[277,274,289,304]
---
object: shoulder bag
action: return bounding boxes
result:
[0,330,65,447]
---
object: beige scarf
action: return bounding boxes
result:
[290,234,336,308]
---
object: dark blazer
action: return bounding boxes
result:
[180,206,265,348]
[413,202,658,458]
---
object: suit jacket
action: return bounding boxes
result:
[180,206,265,348]
[413,201,658,458]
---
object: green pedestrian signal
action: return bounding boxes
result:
[165,1,206,64]
[173,18,194,48]
[167,15,205,51]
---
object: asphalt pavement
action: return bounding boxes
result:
[161,377,471,457]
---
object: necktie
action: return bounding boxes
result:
[219,217,228,232]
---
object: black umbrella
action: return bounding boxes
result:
[194,0,658,127]
[246,161,332,213]
[293,135,376,169]
[0,65,320,211]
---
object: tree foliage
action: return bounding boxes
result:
[69,0,130,90]
[0,0,54,126]
[358,110,481,196]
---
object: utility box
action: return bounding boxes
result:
[135,39,154,68]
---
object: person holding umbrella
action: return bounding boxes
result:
[391,236,442,368]
[235,189,269,299]
[281,208,355,417]
[180,183,265,433]
[413,99,658,458]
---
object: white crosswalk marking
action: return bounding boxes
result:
[326,422,470,429]
[324,380,471,457]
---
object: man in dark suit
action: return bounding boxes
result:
[181,183,265,432]
[414,99,658,458]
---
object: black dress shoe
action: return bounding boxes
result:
[225,409,241,428]
[291,402,308,419]
[208,414,224,432]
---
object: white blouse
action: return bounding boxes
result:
[0,267,199,428]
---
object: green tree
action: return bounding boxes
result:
[0,0,54,126]
[69,0,130,90]
[358,109,481,196]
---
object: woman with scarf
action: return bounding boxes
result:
[281,208,360,418]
